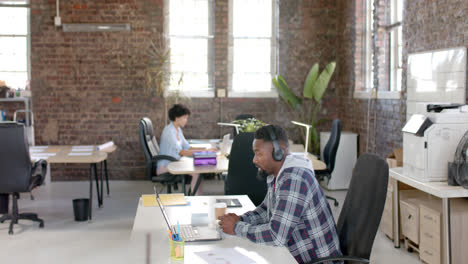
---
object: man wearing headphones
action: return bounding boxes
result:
[218,124,342,264]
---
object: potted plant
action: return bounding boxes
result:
[232,118,267,133]
[273,62,336,154]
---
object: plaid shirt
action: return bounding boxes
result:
[234,155,342,264]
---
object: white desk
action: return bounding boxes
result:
[390,167,468,264]
[131,195,296,263]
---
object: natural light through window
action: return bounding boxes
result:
[230,0,276,97]
[390,0,403,92]
[0,5,29,90]
[364,0,374,92]
[168,0,213,97]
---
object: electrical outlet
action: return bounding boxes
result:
[54,16,61,27]
[217,89,226,98]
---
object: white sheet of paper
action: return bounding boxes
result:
[30,152,56,156]
[30,156,49,160]
[72,145,94,148]
[68,152,93,156]
[31,146,48,149]
[194,248,255,264]
[190,144,212,149]
[71,148,94,152]
[29,148,45,153]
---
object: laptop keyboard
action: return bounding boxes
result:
[177,225,200,240]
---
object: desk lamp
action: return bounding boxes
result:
[291,121,312,156]
[217,122,241,135]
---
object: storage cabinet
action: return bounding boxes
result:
[400,198,420,245]
[319,131,357,190]
[419,203,442,264]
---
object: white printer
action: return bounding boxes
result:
[403,103,468,182]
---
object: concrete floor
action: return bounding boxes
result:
[0,180,421,263]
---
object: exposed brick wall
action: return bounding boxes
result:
[17,0,340,180]
[3,0,465,180]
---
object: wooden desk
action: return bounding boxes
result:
[131,195,297,263]
[390,167,468,264]
[30,145,109,220]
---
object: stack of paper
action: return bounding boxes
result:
[96,141,114,150]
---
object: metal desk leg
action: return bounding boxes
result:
[442,198,451,264]
[89,164,94,221]
[191,174,204,196]
[392,178,400,248]
[93,164,102,208]
[100,161,104,206]
[104,160,110,196]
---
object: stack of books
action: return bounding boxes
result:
[193,151,217,166]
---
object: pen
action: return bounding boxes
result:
[177,221,180,238]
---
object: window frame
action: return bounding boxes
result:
[227,0,278,98]
[0,1,30,90]
[165,0,215,98]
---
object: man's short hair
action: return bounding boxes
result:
[168,104,191,121]
[254,124,289,147]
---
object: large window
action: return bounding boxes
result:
[354,0,402,99]
[364,0,374,92]
[167,0,214,97]
[229,0,277,97]
[389,0,403,92]
[0,1,30,90]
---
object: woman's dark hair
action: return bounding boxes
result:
[168,104,191,121]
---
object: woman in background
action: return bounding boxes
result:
[157,104,216,195]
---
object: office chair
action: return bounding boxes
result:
[225,132,267,206]
[315,119,341,206]
[307,153,389,264]
[0,123,47,235]
[139,117,187,194]
[233,114,255,137]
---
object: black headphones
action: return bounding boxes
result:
[265,125,284,161]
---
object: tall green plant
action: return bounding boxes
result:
[273,62,336,154]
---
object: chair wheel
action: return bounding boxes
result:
[0,220,4,224]
[39,222,44,228]
[334,201,339,207]
[8,230,13,235]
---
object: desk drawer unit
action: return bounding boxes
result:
[400,199,419,244]
[419,204,441,264]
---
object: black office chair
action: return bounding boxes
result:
[233,114,255,137]
[139,117,187,194]
[0,123,47,235]
[307,153,389,264]
[315,119,341,206]
[225,132,267,206]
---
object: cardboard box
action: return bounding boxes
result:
[387,148,403,168]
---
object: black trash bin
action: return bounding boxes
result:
[0,194,8,214]
[73,198,89,221]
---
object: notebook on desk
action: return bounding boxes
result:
[153,186,222,242]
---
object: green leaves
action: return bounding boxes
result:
[303,62,336,103]
[303,63,319,99]
[272,75,302,109]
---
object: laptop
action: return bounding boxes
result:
[153,186,222,242]
[219,133,231,156]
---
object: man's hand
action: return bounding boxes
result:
[218,213,241,235]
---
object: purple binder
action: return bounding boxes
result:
[193,157,217,166]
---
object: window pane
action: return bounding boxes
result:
[169,72,209,92]
[0,7,27,35]
[232,73,271,92]
[0,36,27,71]
[169,0,209,36]
[170,38,208,73]
[0,71,27,89]
[397,0,403,22]
[233,39,270,73]
[233,0,272,37]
